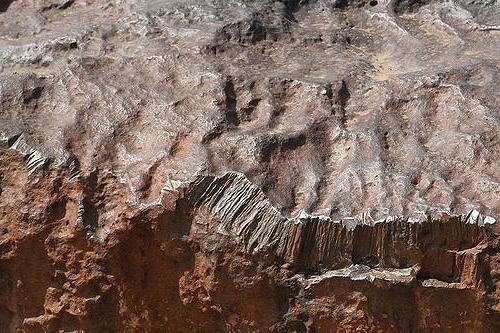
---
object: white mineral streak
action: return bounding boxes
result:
[306,264,416,286]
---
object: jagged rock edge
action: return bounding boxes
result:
[184,172,496,278]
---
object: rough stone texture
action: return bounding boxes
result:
[0,0,499,332]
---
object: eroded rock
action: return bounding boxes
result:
[0,0,499,332]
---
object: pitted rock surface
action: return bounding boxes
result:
[0,0,499,332]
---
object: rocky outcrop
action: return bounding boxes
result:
[0,0,499,332]
[0,143,499,332]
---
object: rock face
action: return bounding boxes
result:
[0,0,499,332]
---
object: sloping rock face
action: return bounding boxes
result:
[0,0,499,332]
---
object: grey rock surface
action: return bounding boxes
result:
[1,0,499,221]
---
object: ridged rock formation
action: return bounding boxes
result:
[186,172,497,292]
[188,172,494,278]
[0,0,499,332]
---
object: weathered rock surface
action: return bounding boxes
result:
[0,0,499,332]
